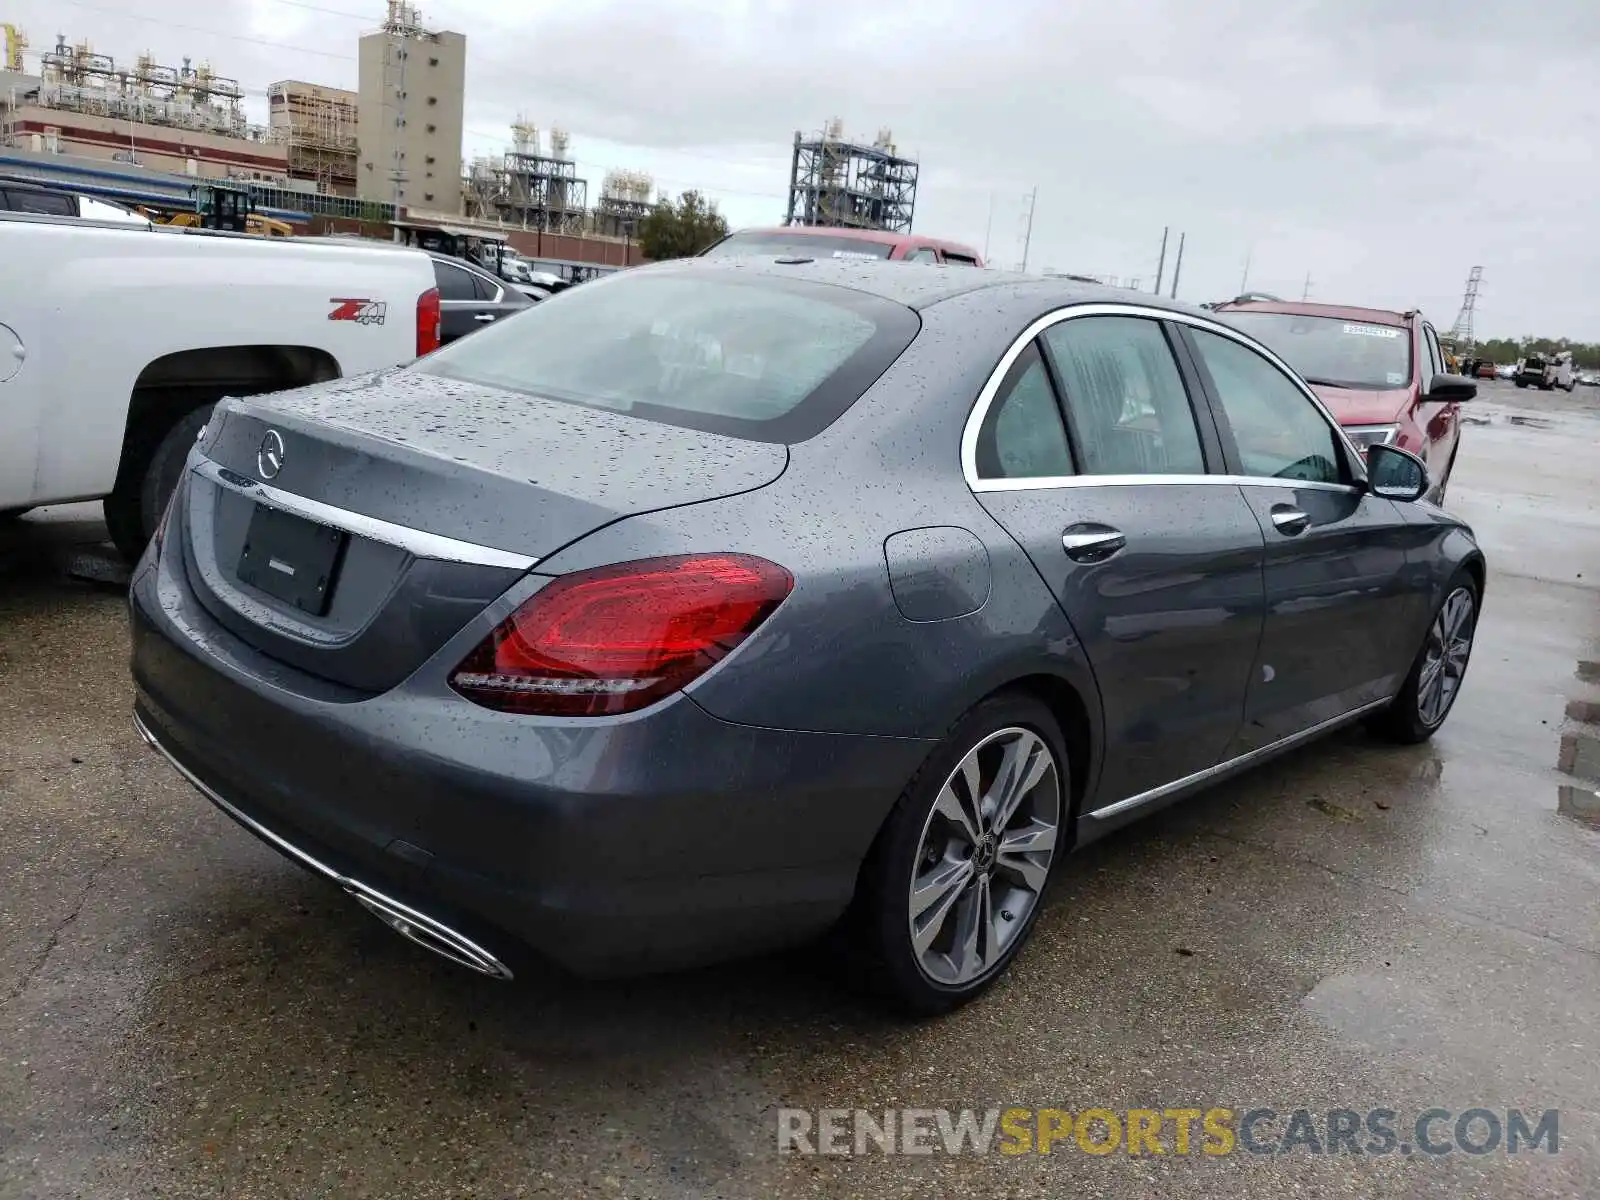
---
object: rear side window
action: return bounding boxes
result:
[3,188,75,216]
[944,253,980,267]
[434,261,476,301]
[418,272,919,442]
[974,343,1073,480]
[1042,317,1205,476]
[907,247,940,263]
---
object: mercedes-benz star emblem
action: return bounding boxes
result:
[257,429,286,481]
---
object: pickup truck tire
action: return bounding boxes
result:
[105,404,213,562]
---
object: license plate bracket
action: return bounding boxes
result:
[237,504,347,616]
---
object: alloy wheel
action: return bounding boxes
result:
[1417,585,1476,727]
[907,727,1061,987]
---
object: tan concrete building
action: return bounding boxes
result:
[268,80,358,195]
[356,2,465,211]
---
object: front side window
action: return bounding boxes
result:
[907,247,940,263]
[1042,316,1205,476]
[1188,328,1346,485]
[973,343,1073,480]
[417,273,918,442]
[1423,325,1443,382]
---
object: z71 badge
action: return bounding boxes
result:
[328,298,388,326]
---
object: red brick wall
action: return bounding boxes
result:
[501,230,647,268]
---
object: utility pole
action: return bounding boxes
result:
[1239,248,1252,295]
[1169,232,1185,299]
[1154,226,1169,295]
[983,190,994,261]
[1302,271,1312,301]
[1019,185,1038,273]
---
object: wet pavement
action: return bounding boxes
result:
[2,380,1598,1198]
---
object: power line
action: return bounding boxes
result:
[52,0,357,59]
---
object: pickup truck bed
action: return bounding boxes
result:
[0,212,439,557]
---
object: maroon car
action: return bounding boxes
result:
[701,225,984,266]
[1211,300,1476,502]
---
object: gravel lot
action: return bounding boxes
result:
[2,379,1598,1199]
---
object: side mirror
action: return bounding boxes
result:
[1366,443,1430,503]
[1425,373,1476,402]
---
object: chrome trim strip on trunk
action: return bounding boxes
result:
[1084,697,1392,821]
[133,711,515,980]
[191,458,538,572]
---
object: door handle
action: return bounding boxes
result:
[1270,506,1310,535]
[474,313,497,322]
[1061,525,1126,563]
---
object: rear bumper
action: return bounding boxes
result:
[129,541,932,978]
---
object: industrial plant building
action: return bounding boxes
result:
[785,119,919,234]
[268,80,357,195]
[1,33,286,182]
[356,0,465,211]
[0,6,671,271]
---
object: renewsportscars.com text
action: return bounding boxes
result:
[777,1106,1559,1157]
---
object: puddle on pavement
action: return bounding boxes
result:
[1556,784,1600,828]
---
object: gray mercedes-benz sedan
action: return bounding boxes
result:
[130,258,1483,1014]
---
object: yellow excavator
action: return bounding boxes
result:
[142,182,294,238]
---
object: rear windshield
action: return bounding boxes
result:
[1218,311,1413,391]
[415,271,919,442]
[702,230,895,260]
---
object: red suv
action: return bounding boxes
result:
[1211,299,1476,502]
[701,225,984,266]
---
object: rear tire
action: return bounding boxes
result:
[843,692,1069,1016]
[1368,573,1479,744]
[105,404,213,563]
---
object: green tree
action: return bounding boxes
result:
[637,190,730,261]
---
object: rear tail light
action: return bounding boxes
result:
[449,553,793,717]
[415,286,441,357]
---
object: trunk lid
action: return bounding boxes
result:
[179,369,789,692]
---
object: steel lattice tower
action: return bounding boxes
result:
[1448,266,1483,352]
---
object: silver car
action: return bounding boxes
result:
[131,260,1483,1013]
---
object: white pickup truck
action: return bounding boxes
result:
[0,211,440,558]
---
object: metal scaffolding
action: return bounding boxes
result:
[784,118,917,233]
[268,82,357,193]
[462,119,588,234]
[593,168,652,239]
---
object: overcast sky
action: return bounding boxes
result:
[16,0,1598,338]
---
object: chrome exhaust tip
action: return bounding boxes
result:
[350,887,514,981]
[133,712,515,982]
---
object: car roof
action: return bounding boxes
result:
[725,225,982,257]
[635,255,1221,319]
[1212,298,1414,327]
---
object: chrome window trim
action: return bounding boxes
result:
[192,458,538,571]
[973,473,1361,495]
[960,301,1366,494]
